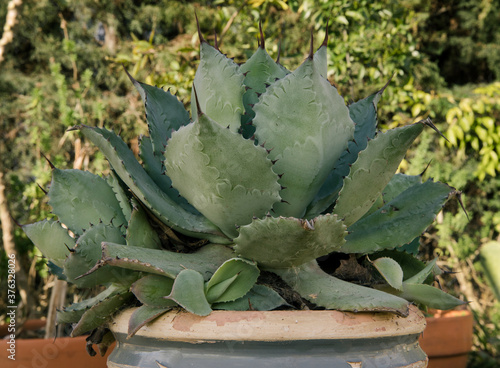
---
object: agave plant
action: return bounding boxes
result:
[23,20,465,352]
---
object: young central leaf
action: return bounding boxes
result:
[205,258,260,304]
[128,73,190,157]
[164,114,281,239]
[191,42,245,132]
[253,58,355,218]
[306,88,382,218]
[240,47,289,137]
[372,257,404,291]
[166,269,212,316]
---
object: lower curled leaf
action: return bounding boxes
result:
[400,283,467,310]
[370,250,428,281]
[57,284,127,325]
[213,284,289,311]
[131,275,177,308]
[89,243,233,280]
[128,305,172,338]
[206,274,239,304]
[165,269,212,316]
[71,291,133,337]
[404,258,439,284]
[205,258,260,304]
[272,261,410,315]
[372,257,404,291]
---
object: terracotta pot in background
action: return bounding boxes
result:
[0,319,46,337]
[0,319,113,368]
[419,309,473,368]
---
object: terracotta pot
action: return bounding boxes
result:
[419,309,473,368]
[0,319,113,368]
[0,319,46,337]
[108,305,428,368]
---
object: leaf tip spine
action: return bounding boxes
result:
[321,19,329,47]
[308,28,314,60]
[37,183,48,195]
[214,30,219,51]
[259,19,265,50]
[40,152,56,170]
[195,11,206,45]
[192,84,203,117]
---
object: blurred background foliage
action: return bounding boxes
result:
[0,0,498,365]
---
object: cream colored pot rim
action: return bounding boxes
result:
[110,305,426,342]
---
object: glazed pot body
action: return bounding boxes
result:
[108,305,428,368]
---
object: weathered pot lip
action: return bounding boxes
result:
[110,304,426,342]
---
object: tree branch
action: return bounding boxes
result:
[0,0,23,63]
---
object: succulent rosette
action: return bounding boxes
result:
[23,20,464,348]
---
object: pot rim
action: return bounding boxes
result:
[110,304,426,342]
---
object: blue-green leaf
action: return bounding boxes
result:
[234,214,346,268]
[48,168,127,235]
[341,180,455,253]
[166,269,212,316]
[77,125,229,243]
[272,261,410,315]
[333,122,425,227]
[164,114,281,238]
[205,258,260,303]
[213,284,289,311]
[372,257,404,291]
[306,89,382,218]
[23,220,74,268]
[191,42,245,132]
[254,58,355,217]
[400,283,466,310]
[127,72,190,156]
